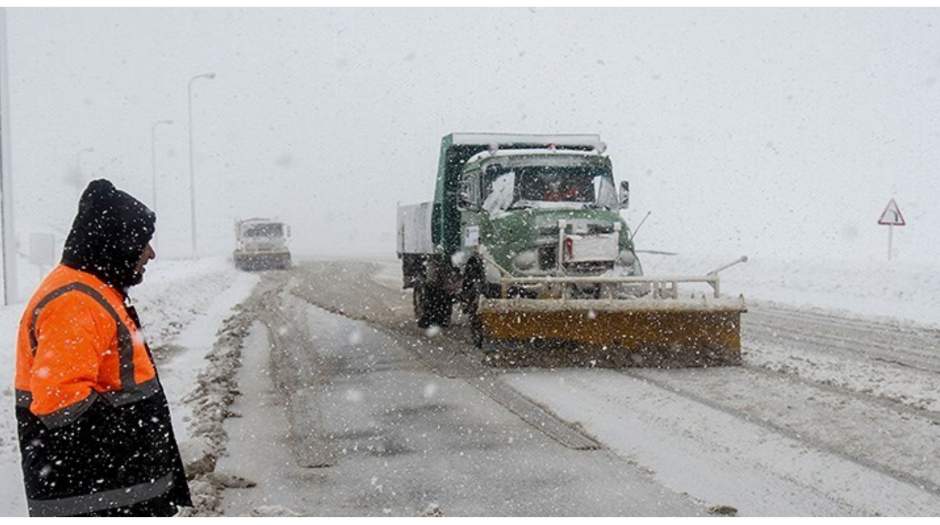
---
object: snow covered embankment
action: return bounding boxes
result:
[0,257,257,516]
[177,304,259,516]
[176,282,281,516]
[640,252,940,328]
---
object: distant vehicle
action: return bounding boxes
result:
[233,218,291,271]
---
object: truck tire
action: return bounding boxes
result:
[469,309,499,355]
[413,284,452,329]
[413,285,431,328]
[470,309,484,348]
[434,292,453,328]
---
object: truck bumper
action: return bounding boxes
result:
[233,251,291,271]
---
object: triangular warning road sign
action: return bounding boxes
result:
[878,198,906,226]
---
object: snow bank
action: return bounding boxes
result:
[639,252,940,328]
[0,303,23,516]
[0,257,257,516]
[177,306,257,516]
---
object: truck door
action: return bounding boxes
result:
[458,169,483,253]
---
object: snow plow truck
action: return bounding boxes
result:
[233,218,291,271]
[396,133,747,367]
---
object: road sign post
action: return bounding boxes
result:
[877,198,906,260]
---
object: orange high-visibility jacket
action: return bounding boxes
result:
[15,264,160,427]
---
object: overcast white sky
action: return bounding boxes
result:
[4,8,939,288]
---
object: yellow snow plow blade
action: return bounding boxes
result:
[477,298,745,367]
[472,257,749,368]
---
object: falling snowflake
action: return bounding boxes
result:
[345,389,363,403]
[423,382,438,399]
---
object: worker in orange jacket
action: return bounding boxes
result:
[14,179,192,516]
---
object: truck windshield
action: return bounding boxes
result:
[481,160,618,213]
[243,223,283,237]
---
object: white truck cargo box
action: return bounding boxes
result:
[397,202,435,255]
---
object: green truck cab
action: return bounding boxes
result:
[397,133,641,328]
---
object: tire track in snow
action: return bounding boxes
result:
[512,369,940,515]
[746,318,940,375]
[617,367,940,500]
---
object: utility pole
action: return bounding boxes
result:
[0,8,16,305]
[187,72,215,259]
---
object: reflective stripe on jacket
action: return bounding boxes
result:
[15,265,159,426]
[14,264,191,516]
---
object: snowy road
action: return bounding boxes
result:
[216,272,704,516]
[212,258,940,516]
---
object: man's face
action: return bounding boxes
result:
[134,243,156,282]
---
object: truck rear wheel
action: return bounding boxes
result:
[413,286,430,328]
[435,292,453,328]
[413,284,452,329]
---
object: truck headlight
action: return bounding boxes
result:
[619,250,642,276]
[618,250,636,266]
[513,250,538,271]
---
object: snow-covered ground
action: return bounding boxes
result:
[1,252,935,516]
[215,257,940,516]
[639,252,940,328]
[505,367,940,516]
[0,257,257,516]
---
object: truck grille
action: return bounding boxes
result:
[537,246,616,272]
[539,223,615,236]
[565,261,615,274]
[587,223,615,234]
[538,246,557,270]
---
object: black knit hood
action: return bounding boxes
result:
[61,179,156,291]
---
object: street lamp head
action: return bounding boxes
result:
[189,72,216,86]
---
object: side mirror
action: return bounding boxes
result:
[619,181,630,209]
[285,225,291,238]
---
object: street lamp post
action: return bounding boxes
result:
[150,119,173,252]
[187,72,215,259]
